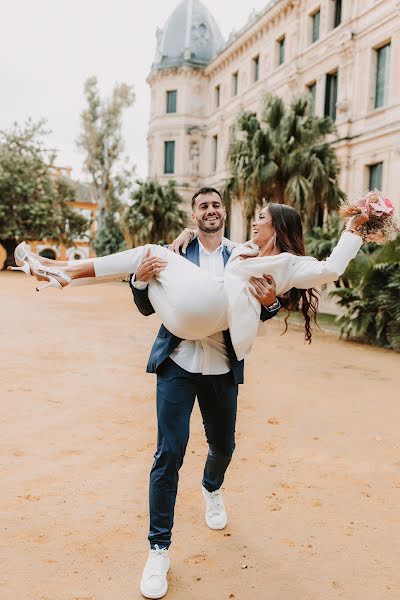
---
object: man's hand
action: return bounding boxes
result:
[249,275,277,307]
[135,249,167,283]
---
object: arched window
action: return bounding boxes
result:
[39,248,56,260]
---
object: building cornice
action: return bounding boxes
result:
[205,0,299,78]
[147,65,206,85]
[204,0,398,79]
[332,119,400,146]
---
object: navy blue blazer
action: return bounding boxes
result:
[129,239,279,384]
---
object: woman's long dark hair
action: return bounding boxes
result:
[266,203,320,343]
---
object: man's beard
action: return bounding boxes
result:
[197,219,224,233]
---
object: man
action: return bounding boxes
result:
[130,187,280,599]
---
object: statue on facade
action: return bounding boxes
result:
[192,21,209,48]
[189,141,200,176]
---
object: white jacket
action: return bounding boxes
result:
[224,232,363,360]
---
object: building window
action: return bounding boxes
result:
[212,135,218,172]
[232,72,239,96]
[369,162,383,190]
[166,90,177,113]
[215,85,220,108]
[252,55,260,82]
[307,81,317,113]
[375,43,391,109]
[333,0,342,28]
[164,141,175,174]
[324,71,338,121]
[277,36,285,65]
[311,9,320,43]
[39,248,57,260]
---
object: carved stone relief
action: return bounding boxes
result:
[337,99,350,115]
[192,21,210,50]
[186,126,205,178]
[189,141,200,176]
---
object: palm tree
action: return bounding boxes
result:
[306,214,385,296]
[224,93,345,230]
[305,214,345,287]
[331,236,400,351]
[306,213,342,260]
[124,179,186,246]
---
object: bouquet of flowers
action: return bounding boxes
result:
[339,190,399,243]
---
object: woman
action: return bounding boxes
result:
[10,203,368,360]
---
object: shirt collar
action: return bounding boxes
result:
[198,238,223,256]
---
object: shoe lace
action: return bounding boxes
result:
[147,545,168,575]
[207,490,223,516]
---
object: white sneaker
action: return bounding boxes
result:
[140,545,170,599]
[202,485,227,530]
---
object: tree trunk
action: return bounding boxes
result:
[273,183,285,204]
[95,188,107,233]
[246,214,252,240]
[316,205,324,228]
[1,239,18,270]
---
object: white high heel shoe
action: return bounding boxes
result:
[34,267,72,292]
[8,242,72,291]
[7,241,40,275]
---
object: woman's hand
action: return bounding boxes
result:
[345,208,369,235]
[169,228,196,254]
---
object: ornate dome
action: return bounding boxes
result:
[152,0,224,71]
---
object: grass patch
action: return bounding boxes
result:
[276,311,340,334]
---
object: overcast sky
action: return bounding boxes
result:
[1,0,269,180]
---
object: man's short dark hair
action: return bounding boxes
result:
[191,187,223,209]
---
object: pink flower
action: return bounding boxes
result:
[362,192,394,217]
[384,198,394,209]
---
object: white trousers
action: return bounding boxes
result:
[93,245,228,341]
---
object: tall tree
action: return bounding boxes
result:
[77,76,135,252]
[0,121,88,269]
[225,93,345,229]
[51,175,91,248]
[124,179,186,246]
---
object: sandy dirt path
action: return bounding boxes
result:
[1,271,399,600]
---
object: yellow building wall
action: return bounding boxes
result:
[0,200,97,269]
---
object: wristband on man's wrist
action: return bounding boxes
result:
[265,299,281,312]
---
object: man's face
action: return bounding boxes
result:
[192,192,226,233]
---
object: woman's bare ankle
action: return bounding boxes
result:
[31,252,67,267]
[66,261,95,280]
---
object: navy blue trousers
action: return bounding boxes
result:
[148,358,238,549]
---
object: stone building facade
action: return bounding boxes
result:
[147,0,400,241]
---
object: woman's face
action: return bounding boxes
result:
[251,208,275,248]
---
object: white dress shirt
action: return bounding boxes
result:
[132,240,230,375]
